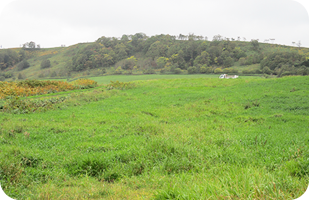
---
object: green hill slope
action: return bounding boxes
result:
[1,33,309,81]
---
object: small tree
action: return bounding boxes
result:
[22,41,39,49]
[223,57,234,68]
[41,59,51,69]
[251,39,259,51]
[296,41,301,48]
[17,60,30,71]
[18,73,24,79]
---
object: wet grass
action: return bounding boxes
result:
[0,76,308,199]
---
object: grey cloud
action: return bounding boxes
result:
[0,0,308,48]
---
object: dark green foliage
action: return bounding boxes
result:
[251,39,260,51]
[22,41,38,49]
[244,100,260,109]
[260,52,304,71]
[174,68,182,74]
[67,158,109,177]
[4,72,13,78]
[50,71,57,77]
[223,56,234,68]
[300,60,309,67]
[239,53,263,66]
[187,66,197,74]
[262,66,273,75]
[143,68,156,74]
[242,69,262,74]
[17,60,30,71]
[21,156,42,168]
[0,49,19,70]
[193,51,210,66]
[40,59,51,69]
[17,73,24,80]
[62,33,309,76]
[286,158,309,178]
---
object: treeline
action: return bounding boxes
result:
[1,34,309,81]
[69,33,247,73]
[67,33,309,76]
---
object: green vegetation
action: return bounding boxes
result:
[1,34,309,81]
[0,76,308,199]
[40,59,51,69]
[89,74,219,84]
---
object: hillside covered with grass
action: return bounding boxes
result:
[1,33,309,81]
[0,76,308,199]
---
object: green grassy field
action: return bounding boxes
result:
[89,74,261,84]
[0,76,308,199]
[89,74,220,84]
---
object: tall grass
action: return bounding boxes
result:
[0,76,308,199]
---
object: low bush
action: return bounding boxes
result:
[0,79,98,99]
[106,80,135,90]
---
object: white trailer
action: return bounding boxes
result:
[219,74,239,79]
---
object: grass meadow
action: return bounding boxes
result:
[89,74,220,84]
[0,75,309,199]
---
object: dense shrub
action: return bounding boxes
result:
[187,66,197,74]
[17,60,30,71]
[260,52,304,70]
[223,68,238,74]
[239,54,263,66]
[0,79,97,99]
[71,79,97,89]
[174,68,182,74]
[50,71,57,77]
[0,49,19,70]
[3,72,13,78]
[143,68,155,74]
[262,66,273,75]
[2,96,67,114]
[106,80,135,90]
[17,73,24,80]
[41,59,51,69]
[214,68,223,74]
[242,69,262,74]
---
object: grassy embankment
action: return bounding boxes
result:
[0,76,308,199]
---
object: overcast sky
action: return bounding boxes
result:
[0,0,309,48]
